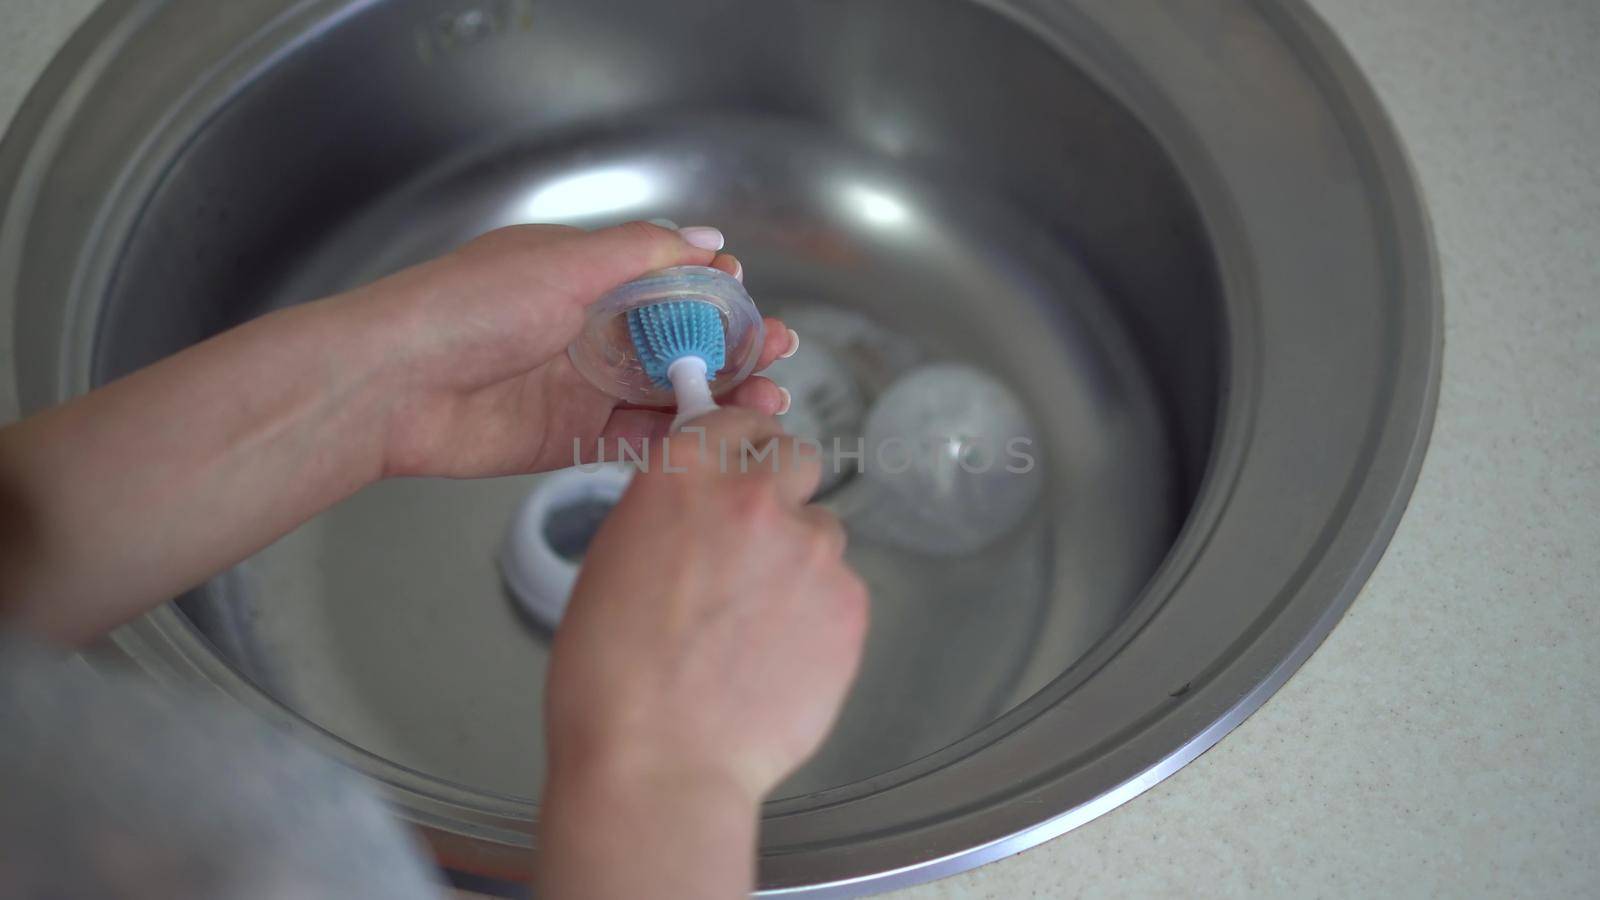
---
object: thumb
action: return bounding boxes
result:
[554,221,725,298]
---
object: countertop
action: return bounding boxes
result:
[3,0,1595,896]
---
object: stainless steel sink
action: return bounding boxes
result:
[0,0,1438,894]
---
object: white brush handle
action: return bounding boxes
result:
[667,356,719,431]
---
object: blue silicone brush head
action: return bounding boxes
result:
[626,299,727,389]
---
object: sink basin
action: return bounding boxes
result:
[0,0,1438,894]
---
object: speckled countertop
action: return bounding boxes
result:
[3,0,1595,896]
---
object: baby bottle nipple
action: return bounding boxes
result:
[567,266,765,426]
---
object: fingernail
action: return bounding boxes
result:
[780,328,800,359]
[776,387,792,415]
[648,217,679,229]
[730,257,744,282]
[679,226,725,252]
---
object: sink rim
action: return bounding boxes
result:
[0,0,1440,895]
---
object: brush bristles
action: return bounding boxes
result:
[626,300,727,389]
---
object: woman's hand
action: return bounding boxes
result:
[338,222,797,478]
[0,221,797,644]
[0,218,871,898]
[540,408,869,900]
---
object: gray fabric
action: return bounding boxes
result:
[0,636,442,899]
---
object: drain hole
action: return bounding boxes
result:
[542,498,615,562]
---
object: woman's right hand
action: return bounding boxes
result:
[540,408,869,899]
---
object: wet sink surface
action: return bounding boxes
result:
[3,0,1437,891]
[189,116,1179,799]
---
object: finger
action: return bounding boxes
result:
[693,407,786,462]
[549,221,726,298]
[736,431,821,507]
[722,375,787,417]
[771,434,824,506]
[755,317,799,370]
[692,408,820,504]
[709,252,744,283]
[666,406,783,473]
[595,408,675,462]
[797,505,848,558]
[456,223,581,253]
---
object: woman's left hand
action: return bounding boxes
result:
[0,220,797,643]
[340,221,797,478]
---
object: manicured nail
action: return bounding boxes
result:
[776,387,792,415]
[648,217,679,229]
[679,226,725,252]
[729,257,744,282]
[779,328,800,359]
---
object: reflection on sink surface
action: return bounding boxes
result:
[179,116,1179,799]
